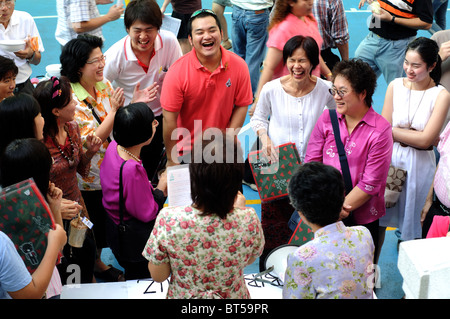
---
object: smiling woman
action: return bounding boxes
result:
[250,35,336,270]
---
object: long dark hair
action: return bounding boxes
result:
[406,37,442,85]
[0,93,41,157]
[34,76,72,138]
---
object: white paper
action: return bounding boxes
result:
[161,15,181,37]
[167,164,192,207]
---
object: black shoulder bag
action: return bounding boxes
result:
[115,160,155,263]
[329,109,355,224]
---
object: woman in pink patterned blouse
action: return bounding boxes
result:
[143,134,265,298]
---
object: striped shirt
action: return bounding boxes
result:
[312,0,349,50]
[370,0,433,40]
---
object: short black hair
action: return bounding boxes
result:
[0,138,52,198]
[283,35,320,75]
[60,34,104,83]
[288,162,345,227]
[34,76,72,137]
[187,9,221,38]
[332,59,377,108]
[124,0,162,31]
[113,102,155,147]
[189,133,244,219]
[0,55,18,81]
[0,93,41,157]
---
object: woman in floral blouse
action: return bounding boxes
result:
[143,134,265,298]
[60,34,157,281]
[283,162,375,299]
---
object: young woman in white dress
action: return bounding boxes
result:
[379,37,450,249]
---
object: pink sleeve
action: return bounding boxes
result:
[304,111,327,163]
[123,162,159,222]
[426,215,450,238]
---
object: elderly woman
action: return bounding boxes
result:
[380,37,450,244]
[0,56,18,101]
[250,35,336,269]
[34,76,103,284]
[100,103,167,280]
[143,134,265,299]
[305,59,393,264]
[283,162,375,299]
[60,34,157,282]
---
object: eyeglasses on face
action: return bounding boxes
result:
[329,87,351,98]
[86,55,106,65]
[0,0,14,8]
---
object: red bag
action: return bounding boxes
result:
[248,142,301,203]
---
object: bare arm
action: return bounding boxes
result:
[148,262,171,282]
[72,5,124,33]
[8,225,66,299]
[162,109,181,167]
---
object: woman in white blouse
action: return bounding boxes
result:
[250,35,336,270]
[251,35,336,163]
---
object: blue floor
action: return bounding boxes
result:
[18,0,448,299]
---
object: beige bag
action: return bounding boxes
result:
[385,165,407,208]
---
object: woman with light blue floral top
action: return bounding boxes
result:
[283,162,375,299]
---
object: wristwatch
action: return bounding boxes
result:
[391,16,396,24]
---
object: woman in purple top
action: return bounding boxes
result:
[305,59,393,263]
[100,102,167,280]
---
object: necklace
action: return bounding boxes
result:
[118,145,140,162]
[53,127,75,168]
[407,77,431,128]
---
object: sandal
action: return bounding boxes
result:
[94,264,125,282]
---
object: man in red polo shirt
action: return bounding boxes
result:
[161,9,252,166]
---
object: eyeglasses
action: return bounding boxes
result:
[329,87,351,98]
[0,0,14,8]
[86,55,106,65]
[190,9,217,20]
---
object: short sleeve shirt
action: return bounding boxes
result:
[143,205,265,299]
[0,231,32,299]
[161,47,253,153]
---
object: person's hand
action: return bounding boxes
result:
[132,82,159,104]
[374,8,392,22]
[156,170,168,197]
[60,199,82,221]
[96,0,113,4]
[110,87,125,112]
[339,203,352,221]
[85,132,103,155]
[14,36,35,61]
[47,183,63,219]
[234,191,246,209]
[439,40,450,62]
[47,224,67,251]
[358,0,370,9]
[105,4,124,22]
[420,198,433,226]
[260,134,278,163]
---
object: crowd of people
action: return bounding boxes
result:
[0,0,449,300]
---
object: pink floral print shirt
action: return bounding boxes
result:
[282,221,375,299]
[143,205,265,299]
